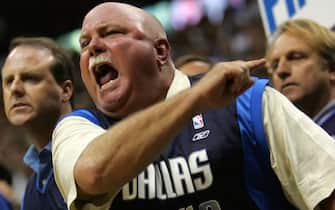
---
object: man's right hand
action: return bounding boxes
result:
[192,58,265,113]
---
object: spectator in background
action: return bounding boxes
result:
[266,18,335,137]
[0,125,31,203]
[175,54,212,76]
[51,3,335,210]
[1,37,74,210]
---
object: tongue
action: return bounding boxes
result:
[99,70,118,85]
[100,72,114,85]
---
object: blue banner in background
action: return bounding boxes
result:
[259,0,306,36]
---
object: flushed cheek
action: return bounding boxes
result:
[84,81,98,102]
[81,70,92,87]
[79,61,90,80]
[80,65,97,95]
[80,56,91,80]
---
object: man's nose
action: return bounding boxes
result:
[276,59,291,80]
[10,78,25,96]
[88,37,106,57]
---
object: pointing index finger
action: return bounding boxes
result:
[245,58,266,71]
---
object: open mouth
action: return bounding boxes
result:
[94,63,119,87]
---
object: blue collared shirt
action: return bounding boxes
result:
[0,193,12,210]
[23,142,53,193]
[313,99,335,138]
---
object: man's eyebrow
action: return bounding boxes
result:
[79,33,87,41]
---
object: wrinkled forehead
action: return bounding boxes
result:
[82,4,144,32]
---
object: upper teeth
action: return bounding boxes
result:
[89,55,112,71]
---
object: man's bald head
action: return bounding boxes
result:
[79,2,174,118]
[83,2,167,41]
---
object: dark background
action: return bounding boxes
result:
[0,0,162,54]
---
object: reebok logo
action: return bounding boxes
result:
[192,130,210,142]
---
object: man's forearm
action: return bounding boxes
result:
[75,87,199,197]
[73,59,262,199]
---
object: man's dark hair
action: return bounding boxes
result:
[9,37,76,105]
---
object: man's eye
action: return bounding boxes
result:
[289,52,305,60]
[268,61,278,72]
[105,30,122,36]
[24,75,40,83]
[80,40,90,49]
[4,78,13,87]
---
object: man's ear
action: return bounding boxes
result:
[154,39,170,66]
[328,62,335,83]
[61,80,73,103]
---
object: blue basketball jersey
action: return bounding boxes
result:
[68,77,296,210]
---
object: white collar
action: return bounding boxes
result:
[166,69,191,99]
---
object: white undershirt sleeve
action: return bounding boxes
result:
[263,87,335,210]
[52,116,109,210]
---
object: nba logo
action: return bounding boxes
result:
[192,114,204,129]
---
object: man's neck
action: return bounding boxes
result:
[24,125,52,152]
[25,105,73,152]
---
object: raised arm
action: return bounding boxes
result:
[70,59,264,200]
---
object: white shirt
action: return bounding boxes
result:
[52,70,335,210]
